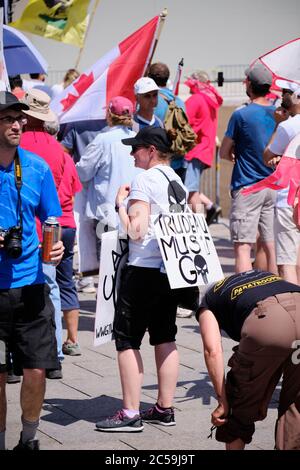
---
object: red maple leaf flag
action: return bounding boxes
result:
[51,16,160,124]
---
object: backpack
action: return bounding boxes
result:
[160,93,197,155]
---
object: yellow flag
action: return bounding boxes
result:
[10,0,91,47]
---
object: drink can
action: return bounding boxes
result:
[42,217,60,264]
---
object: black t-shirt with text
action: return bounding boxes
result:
[198,270,300,341]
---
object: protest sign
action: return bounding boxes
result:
[94,231,128,346]
[153,212,223,289]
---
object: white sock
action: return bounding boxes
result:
[123,408,139,418]
[21,416,39,443]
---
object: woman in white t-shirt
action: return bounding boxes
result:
[95,127,190,433]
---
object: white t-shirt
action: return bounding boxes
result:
[51,83,64,99]
[269,114,300,207]
[128,164,188,268]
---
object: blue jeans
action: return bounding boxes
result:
[43,263,64,361]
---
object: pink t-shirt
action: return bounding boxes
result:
[58,153,82,228]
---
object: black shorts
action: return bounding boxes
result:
[0,283,59,374]
[113,265,178,351]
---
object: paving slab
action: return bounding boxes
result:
[4,219,278,452]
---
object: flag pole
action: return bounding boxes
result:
[144,7,168,76]
[75,0,100,69]
[173,57,184,96]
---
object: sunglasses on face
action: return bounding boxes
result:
[131,145,144,153]
[141,92,158,99]
[0,115,27,126]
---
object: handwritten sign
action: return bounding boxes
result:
[153,212,223,289]
[94,231,128,346]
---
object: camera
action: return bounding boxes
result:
[0,226,22,259]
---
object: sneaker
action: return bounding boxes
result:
[75,278,96,294]
[95,409,144,432]
[176,307,194,318]
[13,434,40,451]
[140,404,176,426]
[62,342,82,356]
[46,363,62,379]
[6,370,21,384]
[205,204,222,226]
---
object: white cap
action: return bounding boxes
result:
[134,77,159,95]
[275,79,300,93]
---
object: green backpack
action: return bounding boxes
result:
[160,93,197,156]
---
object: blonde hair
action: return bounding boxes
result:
[63,68,80,88]
[191,70,210,83]
[106,108,133,127]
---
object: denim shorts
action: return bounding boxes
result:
[184,159,206,192]
[56,227,80,310]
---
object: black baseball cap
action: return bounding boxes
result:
[0,91,29,112]
[122,127,172,152]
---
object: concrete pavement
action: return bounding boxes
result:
[5,219,278,451]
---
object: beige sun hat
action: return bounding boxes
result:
[22,88,57,122]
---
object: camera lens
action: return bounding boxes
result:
[6,242,22,259]
[4,227,22,259]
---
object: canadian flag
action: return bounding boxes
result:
[51,16,160,124]
[257,38,300,87]
[242,133,300,218]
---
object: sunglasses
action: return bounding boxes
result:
[141,92,158,99]
[0,115,27,126]
[131,145,145,153]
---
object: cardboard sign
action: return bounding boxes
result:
[153,212,223,289]
[94,231,128,346]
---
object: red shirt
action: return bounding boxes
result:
[20,131,65,240]
[58,153,82,228]
[20,131,65,190]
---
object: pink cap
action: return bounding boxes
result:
[108,96,133,116]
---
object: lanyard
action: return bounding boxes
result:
[14,151,23,229]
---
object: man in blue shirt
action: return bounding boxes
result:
[0,92,64,451]
[220,62,277,274]
[133,77,163,131]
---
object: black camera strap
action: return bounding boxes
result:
[14,150,23,229]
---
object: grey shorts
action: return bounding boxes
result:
[275,206,300,265]
[230,187,276,243]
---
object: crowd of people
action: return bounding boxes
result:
[0,59,299,451]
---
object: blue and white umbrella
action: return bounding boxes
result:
[3,25,48,76]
